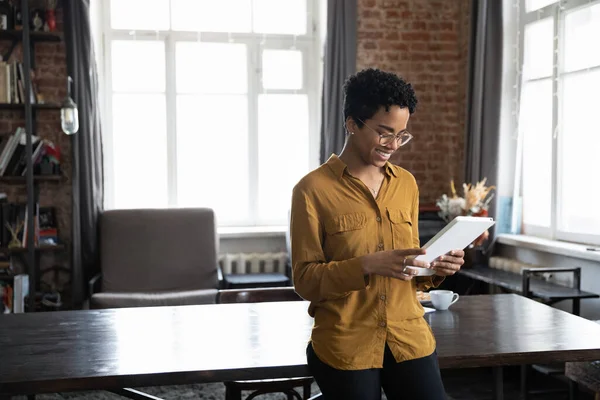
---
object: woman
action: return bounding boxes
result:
[290,68,464,400]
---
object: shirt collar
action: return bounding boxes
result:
[384,161,398,177]
[326,154,398,179]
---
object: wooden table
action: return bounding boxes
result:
[1,294,600,400]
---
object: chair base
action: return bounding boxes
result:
[224,377,313,400]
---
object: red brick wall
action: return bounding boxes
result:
[357,0,471,204]
[0,6,70,282]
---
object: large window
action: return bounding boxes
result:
[99,0,321,227]
[517,0,600,245]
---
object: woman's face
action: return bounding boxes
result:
[346,105,411,168]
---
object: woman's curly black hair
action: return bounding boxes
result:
[343,68,418,128]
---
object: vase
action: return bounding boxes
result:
[45,9,55,31]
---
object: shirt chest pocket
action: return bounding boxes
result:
[387,208,414,249]
[324,212,368,260]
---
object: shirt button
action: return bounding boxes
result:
[379,321,386,327]
[380,295,386,301]
[378,243,384,249]
[376,217,381,222]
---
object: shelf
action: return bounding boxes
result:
[0,244,65,254]
[0,103,61,110]
[0,175,63,183]
[0,30,62,43]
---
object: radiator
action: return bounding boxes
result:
[489,256,556,282]
[218,252,289,275]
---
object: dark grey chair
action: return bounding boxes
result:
[89,208,221,309]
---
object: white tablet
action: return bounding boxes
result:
[408,216,495,276]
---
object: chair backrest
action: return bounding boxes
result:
[100,208,218,293]
[217,287,302,304]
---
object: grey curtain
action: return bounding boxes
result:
[319,0,357,164]
[64,0,104,307]
[464,0,503,239]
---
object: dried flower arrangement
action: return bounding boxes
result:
[436,178,495,247]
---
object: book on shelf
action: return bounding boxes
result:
[0,127,56,177]
[0,274,27,314]
[0,60,38,104]
[0,279,13,313]
[12,274,28,313]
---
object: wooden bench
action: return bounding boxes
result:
[458,265,598,315]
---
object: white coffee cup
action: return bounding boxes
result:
[429,290,459,310]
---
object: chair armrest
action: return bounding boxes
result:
[89,272,102,296]
[217,264,224,289]
[522,267,582,295]
[286,260,292,282]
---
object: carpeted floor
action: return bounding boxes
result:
[9,367,596,399]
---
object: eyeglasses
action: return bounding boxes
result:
[357,118,413,147]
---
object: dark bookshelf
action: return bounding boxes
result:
[0,30,62,43]
[0,175,62,183]
[0,2,66,313]
[0,103,61,110]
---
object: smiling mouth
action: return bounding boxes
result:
[375,149,392,159]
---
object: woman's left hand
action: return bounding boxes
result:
[431,250,465,276]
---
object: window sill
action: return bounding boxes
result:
[497,234,600,263]
[218,226,287,239]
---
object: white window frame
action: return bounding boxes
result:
[516,0,600,246]
[97,0,322,227]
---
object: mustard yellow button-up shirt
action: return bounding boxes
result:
[291,154,444,370]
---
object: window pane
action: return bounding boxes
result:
[110,0,170,30]
[523,19,553,81]
[176,42,247,94]
[564,4,600,72]
[253,0,307,35]
[520,79,552,227]
[558,70,600,235]
[176,95,250,224]
[171,0,251,32]
[112,94,168,209]
[258,94,309,223]
[262,50,303,90]
[525,0,556,12]
[112,41,165,93]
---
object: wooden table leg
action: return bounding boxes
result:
[573,298,581,316]
[569,381,579,400]
[594,392,599,400]
[521,364,529,400]
[493,366,504,400]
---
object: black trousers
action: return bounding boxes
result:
[307,343,447,400]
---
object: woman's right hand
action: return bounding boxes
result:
[360,248,431,281]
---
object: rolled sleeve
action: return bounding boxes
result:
[415,275,445,291]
